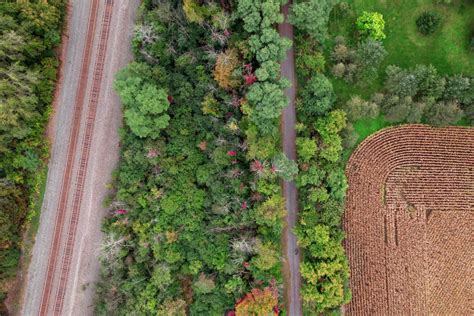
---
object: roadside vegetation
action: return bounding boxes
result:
[290,0,472,313]
[0,0,66,309]
[96,0,473,314]
[96,1,297,314]
[290,0,352,313]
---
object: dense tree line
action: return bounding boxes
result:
[290,0,352,313]
[0,0,66,305]
[96,0,295,314]
[342,65,474,147]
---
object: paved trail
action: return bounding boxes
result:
[21,1,139,315]
[279,2,303,315]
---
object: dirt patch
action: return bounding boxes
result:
[343,125,473,315]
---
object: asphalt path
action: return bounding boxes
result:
[279,2,303,315]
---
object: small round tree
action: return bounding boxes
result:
[416,11,442,35]
[355,11,386,40]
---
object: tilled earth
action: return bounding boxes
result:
[344,125,473,315]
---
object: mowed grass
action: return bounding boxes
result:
[328,0,474,103]
[329,0,474,78]
[327,0,473,147]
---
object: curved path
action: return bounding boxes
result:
[21,1,139,315]
[279,2,303,315]
[344,125,473,315]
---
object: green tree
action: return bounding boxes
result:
[356,11,386,40]
[444,75,470,100]
[385,65,419,97]
[425,100,463,126]
[114,66,170,139]
[298,74,335,118]
[272,153,298,181]
[246,82,288,135]
[355,39,387,78]
[297,225,350,312]
[255,194,286,228]
[252,241,278,271]
[344,95,379,121]
[416,11,442,35]
[413,64,445,99]
[296,137,317,162]
[193,273,216,294]
[289,0,339,42]
[382,95,413,123]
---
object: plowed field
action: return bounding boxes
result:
[344,125,474,315]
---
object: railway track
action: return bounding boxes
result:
[38,1,114,314]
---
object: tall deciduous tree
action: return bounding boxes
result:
[289,0,339,42]
[114,64,170,139]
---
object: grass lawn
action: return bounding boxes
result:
[328,0,474,104]
[353,114,389,142]
[326,0,473,156]
[342,115,390,160]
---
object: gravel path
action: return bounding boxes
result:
[21,1,139,315]
[279,2,303,315]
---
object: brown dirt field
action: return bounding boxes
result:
[343,125,474,315]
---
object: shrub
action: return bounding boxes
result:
[416,11,442,35]
[341,124,359,149]
[331,63,346,79]
[355,11,386,40]
[331,43,350,63]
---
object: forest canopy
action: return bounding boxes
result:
[0,0,66,306]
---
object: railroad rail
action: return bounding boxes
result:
[38,0,114,314]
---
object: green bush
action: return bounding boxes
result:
[416,11,442,35]
[355,11,386,40]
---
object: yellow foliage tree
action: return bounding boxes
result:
[183,0,205,23]
[235,287,278,316]
[214,48,240,90]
